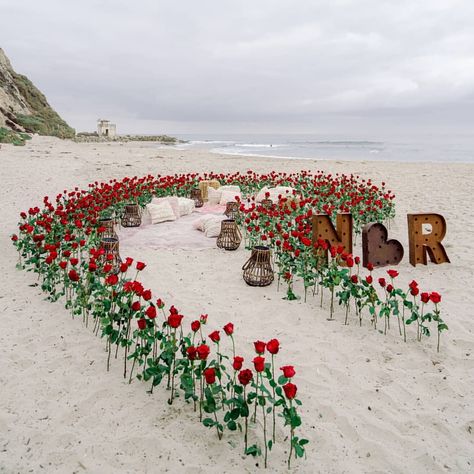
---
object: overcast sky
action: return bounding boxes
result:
[1,0,473,137]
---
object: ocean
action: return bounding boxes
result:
[168,133,474,163]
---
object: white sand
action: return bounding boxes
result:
[1,136,473,473]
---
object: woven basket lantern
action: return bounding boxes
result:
[216,219,242,251]
[190,188,204,208]
[224,201,240,219]
[260,198,273,209]
[242,245,274,287]
[121,203,142,227]
[100,236,122,274]
[98,217,118,239]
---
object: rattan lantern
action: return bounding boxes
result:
[224,201,239,219]
[242,245,274,287]
[98,217,118,239]
[190,188,204,208]
[260,198,273,209]
[100,236,122,274]
[121,203,142,227]
[216,219,242,251]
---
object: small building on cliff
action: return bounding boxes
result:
[97,119,116,138]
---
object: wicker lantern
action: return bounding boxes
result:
[98,217,118,239]
[121,203,142,227]
[190,188,204,208]
[242,246,274,287]
[260,198,273,209]
[100,237,122,274]
[224,201,239,219]
[216,219,242,251]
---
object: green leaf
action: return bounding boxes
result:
[202,417,215,427]
[227,420,237,431]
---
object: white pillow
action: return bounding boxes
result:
[151,196,180,218]
[178,197,195,217]
[192,214,216,231]
[147,201,177,224]
[208,187,222,205]
[203,216,226,237]
[219,190,242,206]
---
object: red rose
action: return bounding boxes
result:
[238,368,253,386]
[253,356,265,372]
[68,269,79,282]
[346,256,354,268]
[254,340,266,354]
[233,356,244,371]
[103,264,112,273]
[421,292,430,304]
[365,275,373,284]
[387,284,394,293]
[430,292,441,304]
[70,257,79,266]
[410,287,419,296]
[266,339,280,355]
[146,305,157,319]
[280,365,295,378]
[200,314,208,324]
[355,256,360,265]
[89,261,97,272]
[125,257,133,266]
[409,280,418,290]
[168,313,183,328]
[378,278,386,288]
[203,367,216,384]
[169,305,178,315]
[137,318,147,330]
[223,322,234,336]
[142,289,152,301]
[366,263,374,271]
[191,320,200,332]
[209,330,220,343]
[186,346,197,361]
[156,298,164,309]
[105,274,118,285]
[351,275,358,284]
[136,261,146,271]
[387,269,399,279]
[283,382,297,400]
[197,344,210,360]
[131,301,141,312]
[59,261,67,270]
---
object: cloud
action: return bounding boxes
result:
[1,0,473,134]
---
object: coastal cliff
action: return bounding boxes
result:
[0,48,74,144]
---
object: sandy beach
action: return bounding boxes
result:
[1,136,474,474]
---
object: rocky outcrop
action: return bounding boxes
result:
[0,47,75,142]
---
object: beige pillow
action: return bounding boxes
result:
[203,216,225,237]
[208,187,222,205]
[151,196,180,218]
[147,201,177,224]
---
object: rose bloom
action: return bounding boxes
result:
[387,269,399,279]
[233,356,244,371]
[169,305,179,315]
[266,338,280,355]
[186,346,197,361]
[346,256,354,268]
[142,289,152,301]
[367,263,374,271]
[146,305,157,319]
[253,356,265,372]
[137,318,147,330]
[430,292,442,304]
[191,320,200,332]
[168,313,184,329]
[68,269,80,282]
[280,365,295,378]
[409,280,418,290]
[421,292,430,304]
[209,330,220,343]
[254,340,266,354]
[386,284,394,293]
[351,275,358,284]
[200,314,208,324]
[410,287,419,296]
[156,298,164,309]
[120,262,128,273]
[365,275,373,284]
[223,322,234,336]
[197,344,210,360]
[378,278,386,288]
[105,274,118,286]
[283,382,297,400]
[203,367,216,384]
[136,261,146,271]
[238,368,253,386]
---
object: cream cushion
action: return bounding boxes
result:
[208,187,222,205]
[177,197,195,217]
[147,201,177,224]
[151,196,180,218]
[203,216,226,237]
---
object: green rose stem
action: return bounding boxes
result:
[418,301,424,342]
[252,377,259,423]
[260,373,268,468]
[383,288,388,335]
[123,299,132,379]
[191,360,197,411]
[243,385,248,453]
[434,302,441,352]
[168,328,177,404]
[199,369,204,422]
[287,400,294,470]
[271,354,276,443]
